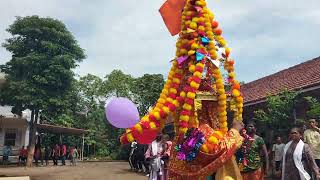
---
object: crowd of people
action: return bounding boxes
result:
[236,119,320,180]
[29,143,79,166]
[129,118,320,180]
[272,119,320,180]
[2,143,79,167]
[129,134,172,180]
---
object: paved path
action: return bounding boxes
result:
[0,162,145,180]
[0,177,30,180]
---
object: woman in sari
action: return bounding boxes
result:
[282,127,320,180]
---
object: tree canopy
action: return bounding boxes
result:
[0,15,166,161]
[0,15,85,115]
[253,90,300,131]
[0,15,86,166]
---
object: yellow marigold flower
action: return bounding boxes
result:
[232,89,240,97]
[201,144,209,153]
[180,91,186,97]
[189,65,196,73]
[187,92,196,99]
[127,133,134,142]
[153,112,160,120]
[150,122,157,129]
[208,136,218,144]
[193,71,202,78]
[180,115,190,121]
[134,124,143,133]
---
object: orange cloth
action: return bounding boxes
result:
[159,0,186,36]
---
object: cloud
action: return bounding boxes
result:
[0,0,319,83]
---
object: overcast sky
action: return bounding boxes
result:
[0,0,319,83]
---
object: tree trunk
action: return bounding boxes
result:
[293,107,297,124]
[26,110,39,167]
[94,144,96,156]
[87,144,90,157]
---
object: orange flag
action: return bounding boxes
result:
[159,0,187,36]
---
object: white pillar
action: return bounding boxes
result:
[25,124,30,146]
[81,134,84,161]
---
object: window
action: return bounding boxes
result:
[5,129,17,146]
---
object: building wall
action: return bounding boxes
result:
[0,118,28,155]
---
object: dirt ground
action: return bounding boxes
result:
[0,162,146,180]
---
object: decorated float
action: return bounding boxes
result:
[118,0,244,179]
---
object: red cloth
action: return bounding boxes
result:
[159,0,186,36]
[70,148,75,157]
[20,149,28,157]
[62,145,67,155]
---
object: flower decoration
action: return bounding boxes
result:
[120,0,244,151]
[175,128,205,162]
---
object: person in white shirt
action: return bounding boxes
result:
[129,140,138,170]
[145,134,164,180]
[272,136,285,172]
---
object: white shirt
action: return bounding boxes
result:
[272,143,285,161]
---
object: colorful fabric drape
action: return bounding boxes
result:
[168,128,243,180]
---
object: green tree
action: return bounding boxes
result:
[101,70,133,158]
[305,96,320,119]
[102,70,133,98]
[253,90,300,135]
[75,72,128,159]
[131,74,165,115]
[0,16,85,166]
[74,74,107,157]
[77,74,103,112]
[68,71,165,159]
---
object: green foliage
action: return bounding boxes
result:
[102,70,133,98]
[304,96,320,119]
[253,90,300,130]
[131,74,165,115]
[0,16,164,160]
[73,71,164,159]
[0,15,85,115]
[55,114,73,127]
[0,15,85,166]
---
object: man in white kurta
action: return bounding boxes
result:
[145,135,164,180]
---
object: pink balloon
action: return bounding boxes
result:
[105,97,140,128]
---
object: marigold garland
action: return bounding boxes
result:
[121,0,244,152]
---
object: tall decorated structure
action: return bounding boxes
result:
[120,0,244,178]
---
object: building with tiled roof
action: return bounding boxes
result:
[242,56,320,120]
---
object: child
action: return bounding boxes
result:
[69,146,79,166]
[18,146,28,166]
[3,145,12,166]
